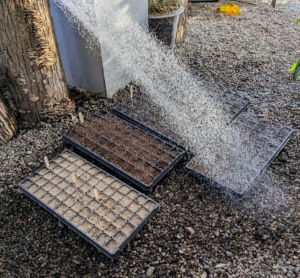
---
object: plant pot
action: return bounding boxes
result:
[149,5,184,50]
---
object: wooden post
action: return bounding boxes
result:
[176,0,188,44]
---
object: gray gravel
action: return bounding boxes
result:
[1,1,300,277]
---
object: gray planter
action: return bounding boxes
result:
[149,6,184,51]
[50,0,148,97]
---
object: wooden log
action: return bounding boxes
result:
[176,0,188,44]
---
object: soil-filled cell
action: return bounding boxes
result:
[144,201,156,211]
[106,240,118,253]
[122,163,135,173]
[72,215,84,226]
[156,160,168,170]
[105,224,117,237]
[89,227,102,240]
[40,193,53,204]
[118,186,130,195]
[111,181,122,190]
[58,181,69,190]
[103,187,115,197]
[65,185,77,195]
[31,173,43,182]
[120,209,133,220]
[57,191,68,202]
[122,223,135,236]
[88,167,99,176]
[81,194,93,205]
[63,209,76,221]
[81,173,92,182]
[162,153,174,163]
[52,166,63,175]
[112,204,124,215]
[79,221,93,233]
[64,196,76,208]
[136,207,149,218]
[146,155,160,165]
[130,214,143,226]
[128,202,141,213]
[49,186,61,196]
[89,200,100,211]
[35,188,46,198]
[104,198,116,209]
[120,196,132,207]
[56,204,68,215]
[131,169,144,180]
[95,205,109,217]
[137,162,152,172]
[72,190,84,200]
[135,196,147,206]
[96,148,109,157]
[80,207,93,219]
[140,174,154,185]
[95,182,108,192]
[96,218,110,231]
[105,153,118,163]
[48,198,60,209]
[114,231,127,244]
[97,233,110,246]
[80,183,91,193]
[104,211,117,223]
[148,167,161,177]
[113,217,126,229]
[127,190,138,200]
[52,176,63,185]
[88,213,101,225]
[113,158,126,168]
[21,180,32,189]
[72,202,84,213]
[88,177,99,187]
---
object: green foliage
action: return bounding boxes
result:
[289,19,300,81]
[0,46,9,59]
[289,59,300,81]
[149,0,181,15]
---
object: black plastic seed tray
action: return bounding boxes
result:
[18,150,159,259]
[186,115,293,198]
[112,108,185,150]
[217,91,251,123]
[63,110,185,191]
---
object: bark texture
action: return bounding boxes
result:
[176,0,188,44]
[0,0,68,123]
[0,93,18,145]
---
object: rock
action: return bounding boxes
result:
[215,263,226,268]
[146,267,155,277]
[226,251,233,257]
[72,259,80,265]
[169,192,174,198]
[201,272,207,278]
[186,227,195,234]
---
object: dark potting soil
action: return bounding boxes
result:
[64,111,184,190]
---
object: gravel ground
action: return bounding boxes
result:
[1,1,300,277]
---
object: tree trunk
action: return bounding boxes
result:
[176,0,188,44]
[0,0,69,123]
[0,93,18,145]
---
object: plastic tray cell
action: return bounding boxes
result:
[18,150,159,259]
[63,110,185,191]
[185,115,293,198]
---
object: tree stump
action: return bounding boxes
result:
[0,93,18,145]
[176,0,188,44]
[0,0,69,123]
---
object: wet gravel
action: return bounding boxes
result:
[1,1,300,277]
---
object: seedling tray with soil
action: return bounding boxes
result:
[185,114,293,198]
[217,90,251,123]
[114,91,250,151]
[18,150,159,259]
[63,110,185,191]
